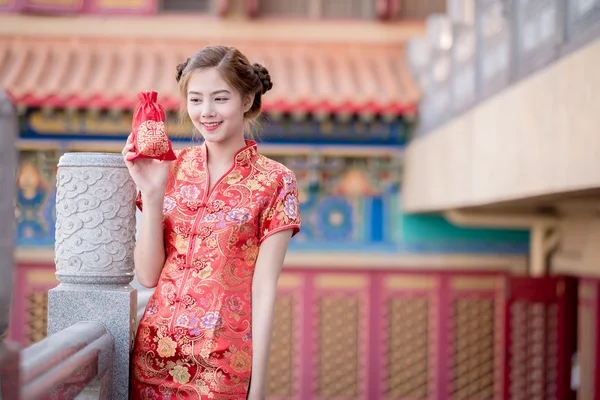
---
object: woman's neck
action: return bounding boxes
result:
[205,134,248,170]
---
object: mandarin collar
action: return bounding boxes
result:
[200,139,258,165]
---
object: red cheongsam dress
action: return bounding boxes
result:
[130,140,301,399]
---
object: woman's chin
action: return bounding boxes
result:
[194,123,245,145]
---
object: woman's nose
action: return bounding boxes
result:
[201,102,215,118]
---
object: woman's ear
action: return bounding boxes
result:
[243,95,253,113]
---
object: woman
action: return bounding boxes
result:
[123,45,301,399]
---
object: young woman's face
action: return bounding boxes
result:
[186,68,251,145]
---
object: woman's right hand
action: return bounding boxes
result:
[122,133,171,202]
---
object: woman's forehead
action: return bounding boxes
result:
[187,68,233,93]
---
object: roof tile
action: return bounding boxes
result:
[0,36,419,115]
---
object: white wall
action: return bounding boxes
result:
[403,38,600,212]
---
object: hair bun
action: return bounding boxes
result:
[252,63,273,95]
[176,58,190,83]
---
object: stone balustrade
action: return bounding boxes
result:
[20,321,113,399]
[47,152,138,399]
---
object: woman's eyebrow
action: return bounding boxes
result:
[188,90,231,95]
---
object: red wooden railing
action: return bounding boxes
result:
[12,263,587,400]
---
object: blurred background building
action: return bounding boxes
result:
[1,0,599,398]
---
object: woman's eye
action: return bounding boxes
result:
[190,98,202,104]
[216,98,228,102]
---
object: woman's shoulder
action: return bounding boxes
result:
[256,154,294,175]
[255,154,297,185]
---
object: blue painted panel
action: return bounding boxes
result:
[16,151,58,247]
[15,149,530,255]
[367,196,384,243]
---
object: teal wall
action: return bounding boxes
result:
[401,213,530,242]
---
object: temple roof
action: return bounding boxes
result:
[0,35,419,116]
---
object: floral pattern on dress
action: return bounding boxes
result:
[131,140,301,399]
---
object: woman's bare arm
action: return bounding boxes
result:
[122,135,170,288]
[247,229,293,399]
[134,194,166,288]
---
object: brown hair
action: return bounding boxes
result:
[175,45,273,136]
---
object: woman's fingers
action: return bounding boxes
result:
[124,152,136,170]
[124,150,136,161]
[122,143,134,156]
[123,134,134,156]
[123,135,136,170]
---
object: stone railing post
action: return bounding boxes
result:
[48,153,137,399]
[0,92,19,399]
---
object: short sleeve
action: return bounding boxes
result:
[259,170,301,244]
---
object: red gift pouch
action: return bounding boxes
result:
[130,91,177,161]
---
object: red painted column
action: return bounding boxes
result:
[577,278,600,400]
[367,271,383,399]
[376,0,400,20]
[300,271,314,400]
[503,276,578,400]
[376,0,390,20]
[436,275,450,400]
[216,0,229,16]
[245,0,259,18]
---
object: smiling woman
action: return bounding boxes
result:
[124,45,300,400]
[175,46,273,142]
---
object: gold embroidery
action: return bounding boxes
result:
[137,120,170,157]
[230,350,252,373]
[157,336,177,358]
[174,235,189,254]
[244,178,263,191]
[227,170,243,184]
[169,365,191,384]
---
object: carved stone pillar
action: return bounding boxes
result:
[0,92,19,399]
[48,152,137,400]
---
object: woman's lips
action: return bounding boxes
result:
[202,121,222,132]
